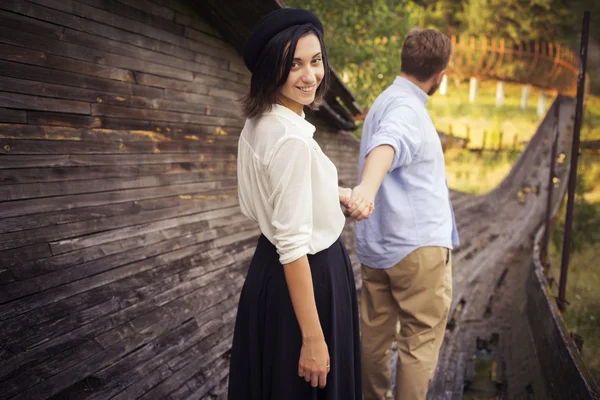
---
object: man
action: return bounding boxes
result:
[345,28,459,400]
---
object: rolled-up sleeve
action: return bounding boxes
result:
[267,137,313,264]
[365,102,422,171]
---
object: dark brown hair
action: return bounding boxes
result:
[241,24,330,119]
[401,28,452,82]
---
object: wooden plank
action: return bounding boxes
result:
[0,243,52,275]
[138,329,233,400]
[0,239,251,350]
[184,25,235,52]
[0,22,196,82]
[76,0,183,35]
[83,94,242,119]
[136,72,209,94]
[11,322,165,400]
[112,0,175,20]
[0,107,26,124]
[0,181,238,253]
[150,121,239,137]
[1,256,221,380]
[0,170,236,201]
[164,89,241,105]
[0,76,116,105]
[0,60,164,98]
[26,112,101,129]
[5,202,244,280]
[0,26,194,82]
[27,112,154,130]
[0,7,192,63]
[182,357,229,400]
[87,298,238,400]
[174,11,222,38]
[0,0,166,51]
[0,242,252,389]
[0,298,121,373]
[0,160,236,186]
[0,137,239,156]
[0,7,233,73]
[0,91,90,115]
[117,294,239,399]
[91,104,243,126]
[24,0,182,45]
[88,319,199,399]
[0,8,62,38]
[207,87,246,101]
[49,197,244,254]
[0,176,234,218]
[0,152,234,170]
[0,42,133,83]
[136,72,247,95]
[23,0,244,73]
[0,0,213,72]
[0,123,181,142]
[0,208,250,308]
[0,339,104,400]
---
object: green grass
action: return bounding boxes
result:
[427,80,600,149]
[549,234,600,385]
[444,149,519,195]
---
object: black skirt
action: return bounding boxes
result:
[227,235,362,400]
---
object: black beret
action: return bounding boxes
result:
[244,8,324,73]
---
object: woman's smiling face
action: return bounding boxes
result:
[278,33,324,115]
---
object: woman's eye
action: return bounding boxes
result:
[312,58,322,64]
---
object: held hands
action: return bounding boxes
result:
[298,336,330,388]
[339,185,374,221]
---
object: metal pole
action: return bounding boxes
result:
[558,11,590,311]
[542,101,560,266]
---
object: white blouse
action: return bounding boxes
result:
[237,104,346,264]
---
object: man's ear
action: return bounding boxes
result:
[435,69,447,83]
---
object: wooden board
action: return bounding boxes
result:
[0,1,362,399]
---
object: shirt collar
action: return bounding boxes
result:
[393,76,428,105]
[265,104,316,137]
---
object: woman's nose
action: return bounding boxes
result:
[302,67,317,84]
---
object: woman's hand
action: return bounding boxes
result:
[298,336,330,388]
[338,186,352,206]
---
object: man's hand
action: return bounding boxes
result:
[346,184,375,221]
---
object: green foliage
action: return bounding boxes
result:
[284,0,600,106]
[285,0,417,107]
[457,0,574,43]
[552,159,600,254]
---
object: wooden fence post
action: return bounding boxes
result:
[482,130,487,151]
[465,125,471,147]
[440,74,448,96]
[498,131,504,151]
[469,77,478,103]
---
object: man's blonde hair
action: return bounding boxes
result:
[401,28,452,82]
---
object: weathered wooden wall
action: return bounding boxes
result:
[0,1,360,399]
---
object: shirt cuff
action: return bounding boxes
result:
[278,245,311,265]
[365,137,401,172]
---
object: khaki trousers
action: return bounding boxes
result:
[360,246,452,400]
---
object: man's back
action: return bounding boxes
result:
[356,76,458,270]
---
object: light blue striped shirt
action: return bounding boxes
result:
[356,76,459,269]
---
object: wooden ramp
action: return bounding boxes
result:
[424,97,576,399]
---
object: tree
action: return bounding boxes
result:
[284,0,417,107]
[457,0,576,43]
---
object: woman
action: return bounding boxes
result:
[228,8,369,400]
